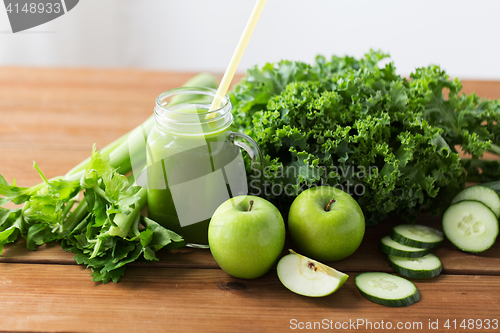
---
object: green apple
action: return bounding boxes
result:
[288,186,365,262]
[208,195,285,279]
[277,250,348,297]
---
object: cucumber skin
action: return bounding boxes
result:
[442,200,499,253]
[378,241,431,258]
[480,181,500,196]
[354,275,421,307]
[451,185,500,218]
[357,289,421,307]
[388,260,442,279]
[390,229,443,249]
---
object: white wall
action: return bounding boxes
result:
[0,0,499,79]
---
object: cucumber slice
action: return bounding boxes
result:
[390,224,444,249]
[379,235,431,258]
[451,185,500,218]
[355,272,420,307]
[388,253,442,279]
[442,200,499,253]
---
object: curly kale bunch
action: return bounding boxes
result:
[230,50,499,225]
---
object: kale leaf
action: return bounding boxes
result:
[231,50,497,225]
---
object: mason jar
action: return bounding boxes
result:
[146,87,262,248]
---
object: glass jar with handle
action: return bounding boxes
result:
[146,87,262,248]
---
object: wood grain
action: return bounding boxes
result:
[1,67,500,333]
[0,68,202,186]
[2,214,499,275]
[0,263,498,333]
[1,67,498,185]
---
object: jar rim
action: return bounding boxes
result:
[154,87,233,135]
[155,87,230,116]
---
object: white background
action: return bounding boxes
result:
[0,0,499,79]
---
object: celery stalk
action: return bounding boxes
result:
[62,199,89,234]
[108,188,147,238]
[64,72,219,234]
[64,132,128,179]
[0,72,218,256]
[64,72,218,182]
[64,116,154,182]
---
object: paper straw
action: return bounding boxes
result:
[209,0,267,112]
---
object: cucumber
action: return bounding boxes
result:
[451,185,500,218]
[481,181,500,195]
[355,272,420,307]
[390,224,444,249]
[388,253,442,279]
[442,200,499,253]
[379,235,431,258]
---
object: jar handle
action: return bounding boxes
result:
[229,131,264,194]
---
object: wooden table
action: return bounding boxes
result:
[0,68,499,333]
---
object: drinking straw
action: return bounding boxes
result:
[209,0,267,112]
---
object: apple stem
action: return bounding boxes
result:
[248,200,254,212]
[325,199,336,211]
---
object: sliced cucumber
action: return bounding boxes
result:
[442,200,499,253]
[379,235,431,258]
[388,253,442,279]
[481,181,500,196]
[451,185,500,218]
[355,272,420,307]
[390,224,444,249]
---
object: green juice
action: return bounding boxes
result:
[146,124,242,245]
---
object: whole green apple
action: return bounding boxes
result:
[208,195,285,279]
[288,186,365,262]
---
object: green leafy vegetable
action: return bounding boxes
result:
[1,148,186,283]
[407,66,500,182]
[231,50,498,225]
[0,163,80,251]
[0,73,218,282]
[59,149,185,283]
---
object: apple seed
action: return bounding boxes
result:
[307,261,317,271]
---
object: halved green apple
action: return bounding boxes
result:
[277,250,348,297]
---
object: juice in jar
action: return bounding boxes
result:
[147,127,243,245]
[146,88,256,247]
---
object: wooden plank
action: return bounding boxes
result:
[2,213,499,276]
[0,263,498,333]
[0,68,240,187]
[0,147,102,187]
[0,68,499,275]
[0,67,199,103]
[460,80,500,99]
[0,68,499,185]
[0,68,195,187]
[1,68,500,333]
